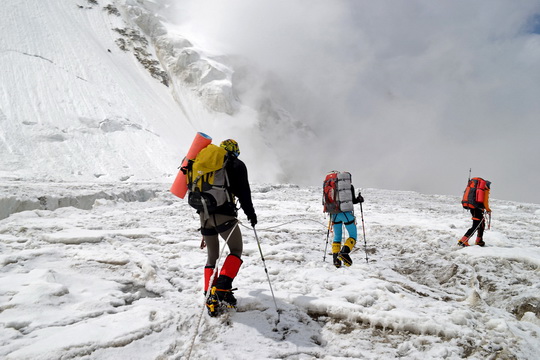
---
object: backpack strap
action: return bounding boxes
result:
[201,196,211,220]
[220,155,233,206]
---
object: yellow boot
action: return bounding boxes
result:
[338,238,356,267]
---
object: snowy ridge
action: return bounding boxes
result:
[0,182,157,221]
[1,183,539,359]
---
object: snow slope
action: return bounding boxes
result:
[1,0,185,181]
[1,183,539,359]
[0,0,286,184]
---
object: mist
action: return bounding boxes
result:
[170,0,540,204]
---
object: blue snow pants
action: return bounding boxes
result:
[332,211,357,244]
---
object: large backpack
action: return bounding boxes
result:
[462,177,491,210]
[323,171,354,214]
[186,144,231,216]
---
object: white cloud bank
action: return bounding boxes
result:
[170,0,540,203]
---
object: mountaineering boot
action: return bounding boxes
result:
[205,286,220,317]
[338,237,356,267]
[332,253,342,268]
[215,287,237,307]
[475,236,485,247]
[215,254,243,307]
[332,242,341,268]
[458,236,470,247]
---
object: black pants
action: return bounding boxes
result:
[464,208,485,238]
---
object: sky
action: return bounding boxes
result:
[170,0,540,203]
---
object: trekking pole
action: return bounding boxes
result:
[359,200,369,264]
[252,226,281,327]
[323,216,331,262]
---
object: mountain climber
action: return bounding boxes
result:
[323,171,364,267]
[459,177,491,247]
[196,139,257,316]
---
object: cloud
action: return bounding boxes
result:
[173,0,540,203]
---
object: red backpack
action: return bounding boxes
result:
[462,177,491,210]
[323,172,339,213]
[323,171,354,214]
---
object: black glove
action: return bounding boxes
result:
[248,213,257,227]
[357,193,364,203]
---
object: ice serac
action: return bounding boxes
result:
[122,2,237,115]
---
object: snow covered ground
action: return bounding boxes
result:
[1,182,539,359]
